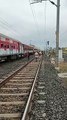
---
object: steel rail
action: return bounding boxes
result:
[0,58,34,88]
[21,58,42,120]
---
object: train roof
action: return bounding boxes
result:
[0,33,38,51]
[0,33,21,43]
[23,44,34,50]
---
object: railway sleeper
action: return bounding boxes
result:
[8,79,33,83]
[3,83,32,88]
[0,88,30,93]
[0,113,21,119]
[0,104,25,113]
[0,95,28,102]
[13,76,34,79]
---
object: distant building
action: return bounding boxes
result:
[62,47,67,62]
[62,47,67,54]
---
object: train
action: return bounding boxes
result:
[0,33,35,61]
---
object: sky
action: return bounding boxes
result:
[0,0,67,50]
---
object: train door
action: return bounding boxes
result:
[18,43,20,54]
[9,44,13,55]
[0,37,7,55]
[18,43,23,54]
[20,44,23,54]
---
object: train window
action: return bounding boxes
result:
[6,38,9,40]
[13,46,15,49]
[7,45,9,48]
[1,44,4,48]
[11,46,13,49]
[4,45,6,48]
[11,46,15,49]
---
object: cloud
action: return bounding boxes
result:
[0,0,66,50]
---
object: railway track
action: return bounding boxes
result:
[0,55,34,82]
[0,57,42,120]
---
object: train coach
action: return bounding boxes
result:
[23,44,34,57]
[0,33,34,61]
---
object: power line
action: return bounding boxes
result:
[0,22,18,37]
[0,17,23,37]
[44,1,47,39]
[43,1,47,50]
[29,0,42,39]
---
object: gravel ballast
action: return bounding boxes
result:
[31,57,67,120]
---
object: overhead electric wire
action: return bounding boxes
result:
[0,16,23,37]
[1,17,23,35]
[0,18,21,36]
[43,1,47,50]
[31,4,42,38]
[0,22,19,37]
[29,0,42,39]
[44,1,47,39]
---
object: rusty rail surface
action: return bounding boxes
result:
[0,57,42,120]
[0,58,34,88]
[21,57,42,120]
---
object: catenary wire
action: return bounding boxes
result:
[29,0,42,40]
[0,16,23,37]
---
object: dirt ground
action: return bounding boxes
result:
[60,78,67,88]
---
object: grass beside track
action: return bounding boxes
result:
[59,62,67,88]
[59,62,67,73]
